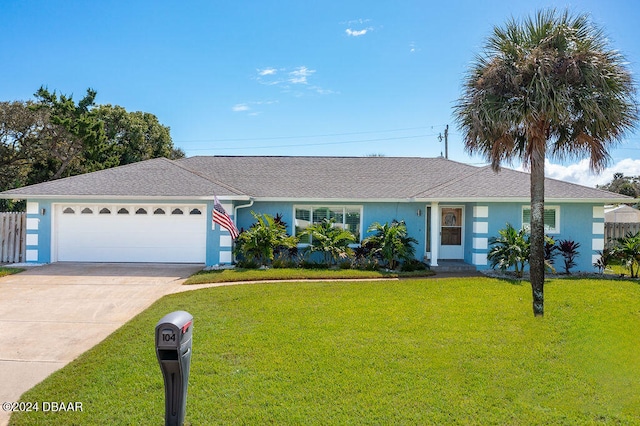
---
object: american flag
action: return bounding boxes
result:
[212,196,239,239]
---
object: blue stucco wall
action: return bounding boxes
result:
[235,201,429,261]
[476,202,602,272]
[235,200,602,271]
[24,197,603,272]
[26,200,52,263]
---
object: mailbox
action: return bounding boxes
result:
[155,311,193,426]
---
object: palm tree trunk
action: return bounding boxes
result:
[529,145,546,317]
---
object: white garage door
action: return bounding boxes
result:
[55,204,207,263]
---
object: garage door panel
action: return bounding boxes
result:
[55,205,207,263]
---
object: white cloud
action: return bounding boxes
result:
[346,28,369,37]
[288,66,315,84]
[342,18,371,26]
[544,158,640,187]
[232,104,250,112]
[258,68,277,76]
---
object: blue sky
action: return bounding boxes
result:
[2,0,639,186]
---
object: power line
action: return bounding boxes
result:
[186,133,439,151]
[175,125,448,144]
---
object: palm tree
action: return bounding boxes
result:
[363,220,418,270]
[454,9,637,316]
[300,218,356,266]
[234,211,297,267]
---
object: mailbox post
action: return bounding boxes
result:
[155,311,193,426]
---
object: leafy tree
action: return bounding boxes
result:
[0,88,184,211]
[454,9,637,316]
[233,211,298,267]
[300,218,356,266]
[597,173,640,198]
[94,104,184,166]
[31,86,108,180]
[0,101,48,209]
[488,223,530,277]
[362,220,417,270]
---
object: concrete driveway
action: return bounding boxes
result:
[0,262,203,426]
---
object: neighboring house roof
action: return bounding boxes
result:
[605,205,640,222]
[0,155,630,203]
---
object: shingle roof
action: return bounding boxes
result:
[0,157,242,198]
[0,155,629,202]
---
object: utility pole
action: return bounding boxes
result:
[444,124,449,159]
[438,125,449,159]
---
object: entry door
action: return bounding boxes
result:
[439,207,464,259]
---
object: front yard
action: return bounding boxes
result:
[10,276,640,425]
[184,267,434,284]
[0,266,23,277]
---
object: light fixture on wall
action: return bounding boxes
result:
[417,209,422,217]
[41,208,46,215]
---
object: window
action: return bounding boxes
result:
[81,207,93,214]
[99,208,111,215]
[172,208,184,215]
[63,207,75,214]
[135,208,148,215]
[189,208,202,215]
[522,206,560,233]
[154,208,166,215]
[294,206,361,244]
[117,208,129,215]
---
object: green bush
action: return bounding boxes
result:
[611,231,640,277]
[488,223,530,277]
[300,218,356,266]
[362,220,418,270]
[234,211,298,266]
[400,259,429,272]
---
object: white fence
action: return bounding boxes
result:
[604,222,640,246]
[0,212,26,263]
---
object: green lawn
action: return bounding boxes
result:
[0,266,24,277]
[185,267,433,284]
[11,277,640,425]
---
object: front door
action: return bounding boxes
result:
[439,206,464,259]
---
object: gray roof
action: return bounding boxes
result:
[0,155,629,202]
[0,157,243,199]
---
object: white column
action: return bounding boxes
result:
[430,201,439,267]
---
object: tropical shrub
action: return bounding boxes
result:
[612,231,640,278]
[593,248,614,274]
[488,223,530,277]
[351,246,379,271]
[544,236,558,265]
[362,220,418,270]
[234,211,298,267]
[400,259,430,272]
[299,218,356,266]
[556,239,581,274]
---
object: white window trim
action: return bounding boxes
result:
[293,205,363,245]
[522,205,560,234]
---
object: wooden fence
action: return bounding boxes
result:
[0,212,26,263]
[604,222,640,246]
